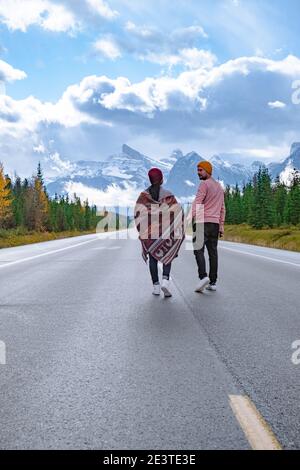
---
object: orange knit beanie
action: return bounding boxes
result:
[197,161,213,175]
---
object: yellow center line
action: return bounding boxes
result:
[229,395,282,450]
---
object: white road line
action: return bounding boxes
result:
[229,395,282,450]
[92,246,121,250]
[221,246,300,268]
[0,237,100,270]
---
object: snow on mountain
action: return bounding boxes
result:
[45,143,300,204]
[166,151,254,197]
[268,143,300,183]
[279,160,297,186]
[46,144,169,198]
[290,142,300,155]
[166,151,203,197]
[161,149,183,167]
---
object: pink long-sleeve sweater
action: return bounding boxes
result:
[192,177,226,231]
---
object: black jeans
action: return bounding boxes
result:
[149,254,171,284]
[193,222,219,283]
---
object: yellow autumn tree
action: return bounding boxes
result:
[0,162,12,228]
[33,176,48,231]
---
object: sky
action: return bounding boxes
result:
[1,0,300,177]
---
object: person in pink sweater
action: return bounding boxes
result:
[191,161,225,292]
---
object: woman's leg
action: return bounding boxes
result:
[149,254,159,284]
[162,263,171,280]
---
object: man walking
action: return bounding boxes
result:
[191,161,225,292]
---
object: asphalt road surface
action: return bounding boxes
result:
[0,231,299,450]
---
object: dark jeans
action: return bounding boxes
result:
[193,222,219,283]
[149,254,171,284]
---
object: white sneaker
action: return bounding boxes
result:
[161,279,172,297]
[152,284,161,296]
[195,276,210,292]
[206,283,217,291]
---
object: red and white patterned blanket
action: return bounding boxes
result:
[134,191,185,265]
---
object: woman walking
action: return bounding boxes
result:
[134,168,184,298]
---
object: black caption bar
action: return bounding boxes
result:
[0,450,298,466]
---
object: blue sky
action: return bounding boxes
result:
[1,0,300,177]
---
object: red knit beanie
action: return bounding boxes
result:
[148,167,163,184]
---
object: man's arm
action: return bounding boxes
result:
[192,182,207,220]
[219,198,226,236]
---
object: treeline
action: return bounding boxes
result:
[0,162,99,232]
[225,167,300,229]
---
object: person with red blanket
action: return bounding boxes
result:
[135,168,185,298]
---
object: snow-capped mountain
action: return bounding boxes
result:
[268,143,300,184]
[45,143,300,202]
[160,149,183,167]
[46,144,170,196]
[166,151,203,198]
[166,152,257,197]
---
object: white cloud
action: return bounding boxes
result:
[136,48,216,70]
[33,142,46,153]
[0,95,43,137]
[0,0,117,33]
[93,37,122,60]
[177,48,217,70]
[125,21,153,37]
[0,0,79,33]
[232,146,289,160]
[0,0,46,32]
[268,100,286,109]
[0,59,27,82]
[172,25,208,40]
[2,54,300,138]
[86,0,118,19]
[65,181,140,208]
[0,87,100,142]
[95,21,212,70]
[2,53,300,176]
[46,151,77,175]
[41,2,79,33]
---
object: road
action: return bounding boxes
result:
[0,231,300,449]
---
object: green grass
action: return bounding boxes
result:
[0,211,129,249]
[223,224,300,252]
[0,228,101,249]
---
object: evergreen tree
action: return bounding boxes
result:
[37,161,43,185]
[84,199,92,230]
[251,168,276,228]
[241,181,254,224]
[230,184,243,224]
[273,176,287,226]
[285,170,300,225]
[224,185,232,224]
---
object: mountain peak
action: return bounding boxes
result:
[171,149,183,159]
[211,155,223,163]
[185,151,201,159]
[290,142,300,155]
[122,144,142,159]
